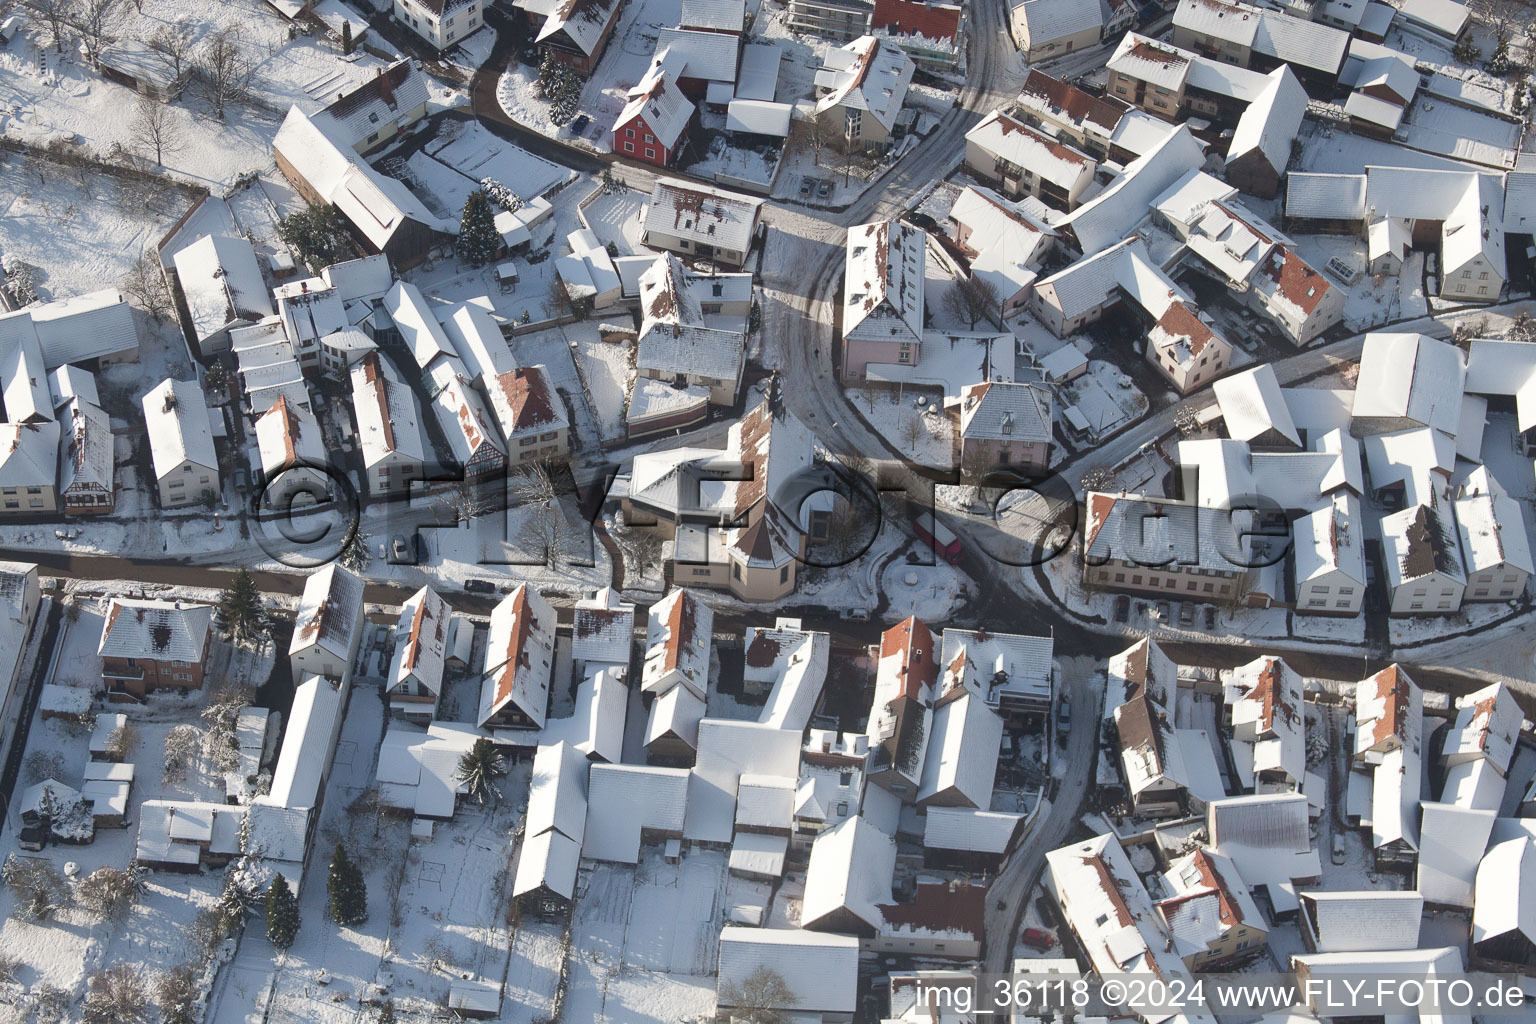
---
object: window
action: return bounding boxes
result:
[779,566,789,583]
[624,142,634,152]
[839,772,852,787]
[1474,588,1488,597]
[732,563,741,580]
[1308,599,1325,608]
[1410,601,1423,610]
[368,112,380,124]
[1478,286,1489,296]
[1338,587,1354,596]
[1114,572,1125,582]
[25,487,39,495]
[1438,600,1452,609]
[691,567,712,576]
[626,128,635,138]
[836,801,848,816]
[1336,600,1351,608]
[644,134,655,144]
[645,148,655,159]
[1132,575,1142,585]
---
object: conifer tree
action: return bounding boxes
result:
[265,874,299,949]
[328,843,368,925]
[458,189,499,266]
[341,21,354,56]
[217,568,266,645]
[455,737,508,805]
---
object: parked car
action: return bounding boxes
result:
[1179,603,1195,627]
[816,180,833,199]
[799,176,814,197]
[1020,928,1055,951]
[1331,833,1348,865]
[464,579,496,594]
[1056,698,1071,732]
[1155,600,1171,622]
[569,114,591,136]
[390,534,421,563]
[1114,595,1130,623]
[1204,606,1217,631]
[840,607,871,621]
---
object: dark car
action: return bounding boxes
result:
[1204,606,1217,631]
[464,579,496,594]
[569,114,591,136]
[799,176,814,197]
[1114,595,1130,623]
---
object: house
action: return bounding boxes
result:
[486,366,570,465]
[1292,493,1367,615]
[1156,847,1267,968]
[515,0,623,73]
[864,616,938,801]
[1224,655,1304,792]
[582,762,690,862]
[1465,340,1536,455]
[813,36,915,152]
[557,229,623,310]
[1249,245,1343,346]
[1453,482,1532,603]
[386,587,454,720]
[1045,832,1217,1017]
[171,234,275,355]
[1352,333,1465,439]
[0,419,58,515]
[376,723,478,819]
[717,928,859,1022]
[685,718,802,843]
[1471,837,1536,975]
[1396,0,1468,45]
[801,812,897,933]
[1206,793,1320,913]
[513,741,588,916]
[571,587,635,672]
[944,185,1055,315]
[957,381,1054,474]
[0,290,139,370]
[141,378,219,510]
[922,806,1022,872]
[477,585,557,732]
[135,799,245,870]
[425,356,507,479]
[794,730,866,850]
[642,588,712,700]
[871,0,962,71]
[1354,665,1423,868]
[312,60,430,154]
[1213,365,1298,448]
[1298,890,1423,953]
[253,397,331,511]
[655,27,742,93]
[611,53,695,167]
[1052,124,1206,252]
[1012,0,1129,63]
[1106,32,1271,126]
[350,353,427,497]
[937,626,1052,716]
[1226,66,1308,199]
[641,178,763,268]
[681,0,746,33]
[1381,503,1466,615]
[1081,490,1256,603]
[1015,69,1133,160]
[1113,672,1226,816]
[1417,800,1496,909]
[250,671,352,869]
[1172,0,1348,84]
[622,395,826,601]
[290,564,365,682]
[748,622,829,732]
[964,110,1096,210]
[916,686,1003,808]
[272,279,348,372]
[0,563,41,782]
[392,0,485,50]
[272,107,447,269]
[646,681,707,760]
[873,880,987,958]
[841,220,926,382]
[786,0,873,39]
[98,599,213,698]
[635,255,749,405]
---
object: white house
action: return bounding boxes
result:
[386,586,454,720]
[1381,503,1466,615]
[253,397,330,511]
[814,36,915,151]
[964,109,1096,209]
[642,178,763,268]
[350,353,426,497]
[393,0,485,50]
[841,219,926,382]
[1292,492,1367,615]
[289,564,365,683]
[142,378,219,509]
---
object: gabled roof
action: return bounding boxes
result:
[0,421,57,491]
[1382,503,1465,590]
[290,564,364,665]
[614,54,695,150]
[923,806,1022,853]
[388,586,453,699]
[526,740,589,843]
[172,234,275,343]
[1454,490,1535,580]
[717,928,858,1015]
[59,398,112,498]
[582,762,690,863]
[680,0,745,31]
[142,378,218,479]
[1018,0,1106,45]
[938,627,1053,708]
[478,585,556,728]
[686,719,802,842]
[917,688,1003,807]
[965,110,1094,191]
[1442,682,1523,775]
[385,281,455,370]
[643,588,713,699]
[99,599,212,662]
[1213,365,1300,446]
[1417,801,1496,908]
[1060,126,1205,255]
[571,587,635,666]
[644,178,762,254]
[1352,332,1464,437]
[519,0,624,57]
[656,27,740,83]
[1227,655,1305,785]
[1285,172,1367,221]
[958,380,1053,443]
[1159,847,1263,949]
[1299,890,1423,952]
[254,396,325,484]
[1018,71,1129,140]
[1473,837,1536,946]
[1228,65,1308,175]
[350,353,426,469]
[312,60,429,149]
[844,219,926,344]
[802,814,897,932]
[488,365,569,441]
[815,35,914,134]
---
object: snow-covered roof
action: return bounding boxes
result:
[571,587,635,667]
[1299,890,1423,952]
[59,399,111,500]
[254,396,324,486]
[1109,32,1190,92]
[948,184,1054,282]
[311,60,429,150]
[1018,68,1129,141]
[478,586,556,729]
[142,378,218,480]
[938,627,1053,708]
[1285,172,1367,221]
[1159,847,1263,950]
[582,763,690,863]
[917,689,1003,807]
[1226,655,1305,787]
[513,827,580,900]
[686,719,803,842]
[385,281,455,370]
[1454,491,1535,579]
[569,668,626,763]
[646,681,706,750]
[1061,126,1205,256]
[1355,663,1422,757]
[656,27,740,83]
[1397,0,1469,36]
[290,563,364,666]
[1250,3,1347,74]
[616,54,695,149]
[1472,837,1536,947]
[681,0,745,31]
[958,380,1052,444]
[1353,332,1464,437]
[725,99,792,136]
[1018,0,1106,44]
[717,928,859,1015]
[426,356,505,470]
[520,0,623,56]
[644,178,762,254]
[1346,87,1407,132]
[487,364,570,443]
[749,625,830,733]
[844,219,926,345]
[966,110,1095,191]
[1293,492,1366,586]
[735,42,782,102]
[642,588,713,699]
[137,800,245,867]
[388,586,453,700]
[264,673,347,811]
[1228,65,1307,174]
[1382,503,1465,590]
[1442,757,1507,812]
[99,599,211,663]
[1505,170,1536,234]
[350,353,426,469]
[1214,365,1300,446]
[816,35,914,134]
[1173,0,1259,46]
[802,814,897,931]
[1417,801,1496,908]
[172,233,276,344]
[923,806,1022,853]
[1442,682,1523,775]
[1465,338,1536,432]
[526,741,589,843]
[636,256,746,382]
[437,298,513,382]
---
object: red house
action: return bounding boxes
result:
[611,57,695,168]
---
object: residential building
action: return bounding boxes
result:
[641,588,712,701]
[864,617,938,801]
[641,178,763,268]
[1012,0,1130,62]
[611,53,695,167]
[1224,655,1304,792]
[0,421,58,516]
[0,564,41,785]
[272,278,348,372]
[425,356,507,479]
[477,585,557,732]
[654,27,742,93]
[1157,848,1267,968]
[350,353,427,497]
[944,185,1055,315]
[1470,837,1536,975]
[513,742,587,917]
[1353,665,1423,868]
[1206,793,1321,912]
[582,762,690,862]
[802,813,897,934]
[376,723,478,820]
[1106,32,1271,126]
[1249,244,1344,345]
[1395,0,1468,45]
[794,730,866,850]
[486,366,570,465]
[686,718,802,844]
[635,254,749,405]
[1057,124,1206,257]
[872,881,987,958]
[386,586,454,720]
[937,626,1053,716]
[1381,503,1465,615]
[1442,681,1521,778]
[1351,332,1465,439]
[98,599,213,698]
[0,289,139,369]
[289,564,365,682]
[813,36,915,152]
[310,60,431,153]
[1298,890,1423,953]
[1081,490,1257,603]
[1014,69,1132,160]
[841,219,926,382]
[1453,479,1532,602]
[916,686,1004,808]
[1226,65,1308,198]
[785,0,874,40]
[922,806,1022,872]
[171,234,274,356]
[1172,0,1348,84]
[957,380,1054,474]
[964,109,1096,209]
[871,0,962,71]
[393,0,485,50]
[717,929,859,1022]
[253,397,331,511]
[141,378,219,510]
[1113,668,1226,816]
[514,0,623,72]
[1292,492,1367,614]
[681,0,746,33]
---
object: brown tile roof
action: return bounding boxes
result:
[496,366,561,432]
[1020,69,1130,136]
[1259,247,1331,316]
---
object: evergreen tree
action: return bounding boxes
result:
[455,737,508,805]
[217,568,266,645]
[327,843,368,925]
[377,1000,397,1024]
[265,874,299,950]
[458,190,499,266]
[341,21,354,56]
[277,204,353,272]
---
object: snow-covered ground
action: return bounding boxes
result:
[850,388,954,468]
[1058,360,1148,440]
[570,326,635,444]
[580,186,651,255]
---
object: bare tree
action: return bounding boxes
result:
[1173,403,1200,437]
[120,249,174,322]
[129,94,182,166]
[163,724,202,783]
[68,0,122,67]
[1080,466,1119,493]
[618,524,664,586]
[147,22,194,89]
[719,966,795,1024]
[543,275,573,319]
[511,462,570,569]
[900,413,928,453]
[82,965,149,1024]
[435,477,496,524]
[76,864,143,922]
[793,105,840,168]
[25,0,72,53]
[197,27,253,120]
[940,274,1001,329]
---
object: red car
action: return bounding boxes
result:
[1020,928,1055,951]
